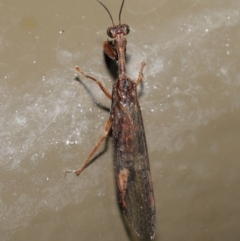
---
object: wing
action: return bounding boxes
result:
[111,82,155,239]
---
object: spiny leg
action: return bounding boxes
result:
[75,66,112,99]
[135,62,146,86]
[66,116,112,176]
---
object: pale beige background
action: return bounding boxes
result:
[1,0,240,240]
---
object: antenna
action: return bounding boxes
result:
[97,0,115,26]
[119,0,125,24]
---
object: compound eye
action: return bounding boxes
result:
[107,27,116,38]
[122,24,130,35]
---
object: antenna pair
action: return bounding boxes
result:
[97,0,125,26]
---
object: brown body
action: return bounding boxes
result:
[69,0,156,239]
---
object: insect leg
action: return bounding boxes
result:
[75,66,112,99]
[66,116,112,176]
[135,62,146,86]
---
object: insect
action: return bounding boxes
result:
[67,0,156,239]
